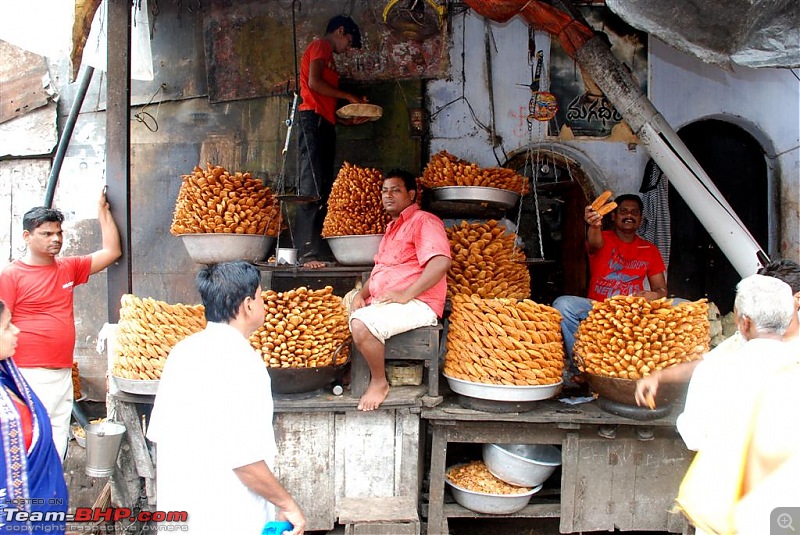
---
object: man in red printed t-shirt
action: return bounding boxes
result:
[553,194,668,383]
[0,190,121,459]
[295,14,368,268]
[348,170,452,411]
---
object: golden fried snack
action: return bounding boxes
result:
[446,220,530,299]
[574,295,709,380]
[250,286,351,368]
[448,461,532,494]
[596,201,618,216]
[113,294,206,380]
[72,362,82,400]
[444,294,563,386]
[419,151,529,194]
[170,163,281,236]
[590,190,613,211]
[322,162,390,237]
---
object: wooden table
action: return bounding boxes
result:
[422,398,693,534]
[108,380,428,532]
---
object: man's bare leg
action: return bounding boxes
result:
[351,319,390,411]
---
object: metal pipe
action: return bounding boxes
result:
[44,65,95,208]
[572,36,767,276]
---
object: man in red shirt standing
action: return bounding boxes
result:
[349,170,452,411]
[553,194,668,382]
[0,189,121,459]
[296,15,367,267]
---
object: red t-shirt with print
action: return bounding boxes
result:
[0,256,92,368]
[299,38,339,125]
[587,230,665,301]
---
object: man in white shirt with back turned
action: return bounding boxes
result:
[148,261,306,534]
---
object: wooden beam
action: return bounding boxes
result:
[106,0,133,322]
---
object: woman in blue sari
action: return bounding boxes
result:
[0,299,68,532]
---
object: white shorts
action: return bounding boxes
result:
[346,290,438,344]
[19,366,73,461]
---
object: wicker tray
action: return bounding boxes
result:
[336,103,383,121]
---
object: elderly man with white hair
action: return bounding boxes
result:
[677,273,798,452]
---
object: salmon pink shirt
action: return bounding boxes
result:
[368,204,451,317]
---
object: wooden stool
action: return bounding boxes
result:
[339,496,420,535]
[351,323,442,398]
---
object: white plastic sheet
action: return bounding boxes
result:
[83,0,154,81]
[0,0,74,58]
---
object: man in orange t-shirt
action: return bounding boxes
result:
[0,190,121,459]
[296,15,367,267]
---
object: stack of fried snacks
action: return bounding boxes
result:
[72,362,82,400]
[420,151,529,194]
[446,220,530,299]
[322,162,391,237]
[170,163,281,236]
[447,461,532,494]
[575,295,710,380]
[444,294,563,386]
[250,286,351,368]
[590,190,617,216]
[113,294,206,380]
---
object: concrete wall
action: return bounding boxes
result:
[648,37,800,259]
[427,10,800,261]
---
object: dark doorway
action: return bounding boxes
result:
[667,120,769,314]
[505,148,596,305]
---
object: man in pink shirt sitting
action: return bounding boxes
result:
[349,170,452,411]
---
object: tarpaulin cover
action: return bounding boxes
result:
[606,0,799,68]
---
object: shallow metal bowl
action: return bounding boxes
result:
[483,444,561,487]
[179,233,275,264]
[584,372,686,407]
[326,234,383,265]
[112,376,159,396]
[431,186,521,210]
[444,373,561,402]
[446,464,543,514]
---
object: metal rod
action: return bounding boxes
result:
[44,65,95,208]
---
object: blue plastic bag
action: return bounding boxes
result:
[261,520,293,535]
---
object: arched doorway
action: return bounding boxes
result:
[504,145,603,304]
[667,119,770,314]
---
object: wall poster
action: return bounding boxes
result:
[204,0,449,103]
[548,6,648,141]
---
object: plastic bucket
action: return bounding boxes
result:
[85,421,126,477]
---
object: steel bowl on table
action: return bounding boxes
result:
[430,186,520,210]
[445,464,543,514]
[584,372,686,407]
[482,443,562,487]
[443,373,561,402]
[179,233,276,264]
[325,234,383,265]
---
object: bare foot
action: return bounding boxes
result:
[358,380,390,411]
[303,260,326,269]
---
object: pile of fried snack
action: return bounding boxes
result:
[420,151,529,194]
[446,220,530,299]
[113,295,206,380]
[170,163,281,236]
[447,461,532,494]
[249,286,351,368]
[575,295,710,380]
[322,162,391,237]
[444,294,563,386]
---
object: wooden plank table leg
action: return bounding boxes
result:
[427,425,448,535]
